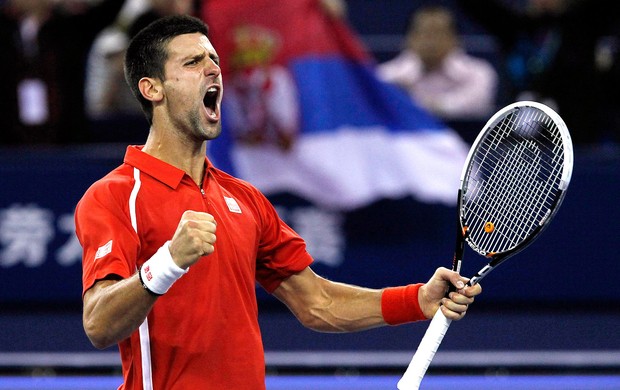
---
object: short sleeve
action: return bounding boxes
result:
[251,190,313,293]
[75,178,140,296]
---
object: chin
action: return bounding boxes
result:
[204,122,222,141]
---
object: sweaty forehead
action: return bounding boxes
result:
[167,33,216,58]
[198,35,215,51]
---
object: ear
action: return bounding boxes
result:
[138,77,164,102]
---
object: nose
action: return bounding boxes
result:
[205,58,221,78]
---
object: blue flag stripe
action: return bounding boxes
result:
[290,56,446,134]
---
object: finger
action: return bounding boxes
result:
[183,219,217,236]
[192,229,216,247]
[469,283,482,296]
[182,210,217,223]
[440,303,467,320]
[195,219,217,233]
[442,296,469,312]
[450,274,467,290]
[432,267,463,290]
[436,268,466,290]
[201,241,215,256]
[458,283,482,298]
[450,286,479,301]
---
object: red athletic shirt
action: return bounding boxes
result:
[75,146,313,389]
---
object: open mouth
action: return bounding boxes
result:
[203,86,220,120]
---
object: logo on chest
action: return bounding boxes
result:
[224,196,242,214]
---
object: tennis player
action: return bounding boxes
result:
[75,15,481,390]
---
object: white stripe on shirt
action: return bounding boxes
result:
[130,167,154,390]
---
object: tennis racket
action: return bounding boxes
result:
[397,101,574,390]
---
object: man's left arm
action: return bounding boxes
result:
[272,266,481,332]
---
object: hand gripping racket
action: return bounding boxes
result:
[397,101,574,389]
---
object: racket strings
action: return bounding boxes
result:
[478,146,547,251]
[478,133,559,247]
[467,141,547,251]
[469,125,563,252]
[470,142,561,252]
[463,107,565,254]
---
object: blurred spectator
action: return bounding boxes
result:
[86,28,140,120]
[85,0,195,141]
[377,5,498,121]
[86,0,195,115]
[128,0,196,38]
[0,0,126,145]
[456,0,620,145]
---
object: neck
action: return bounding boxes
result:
[143,131,207,186]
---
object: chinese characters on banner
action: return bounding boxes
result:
[0,204,80,268]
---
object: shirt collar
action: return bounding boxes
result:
[124,145,213,189]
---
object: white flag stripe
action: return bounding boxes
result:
[233,126,468,210]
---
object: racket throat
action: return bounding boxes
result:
[470,264,495,286]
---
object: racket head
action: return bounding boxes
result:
[458,101,573,264]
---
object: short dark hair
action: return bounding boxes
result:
[124,15,210,125]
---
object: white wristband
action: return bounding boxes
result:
[140,241,188,295]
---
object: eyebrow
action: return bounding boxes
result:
[182,51,220,65]
[185,52,206,62]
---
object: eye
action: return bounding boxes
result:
[210,56,220,66]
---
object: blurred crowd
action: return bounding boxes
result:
[377,5,499,121]
[0,0,198,145]
[454,0,620,147]
[0,0,618,147]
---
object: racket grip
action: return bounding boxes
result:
[397,309,452,390]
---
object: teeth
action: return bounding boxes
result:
[207,87,217,93]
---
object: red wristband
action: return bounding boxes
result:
[381,283,426,325]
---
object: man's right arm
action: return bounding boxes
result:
[83,275,157,349]
[81,210,218,349]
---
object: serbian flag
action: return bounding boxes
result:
[202,0,469,210]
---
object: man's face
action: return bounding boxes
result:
[161,33,223,141]
[408,11,457,70]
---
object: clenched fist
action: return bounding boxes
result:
[168,210,217,269]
